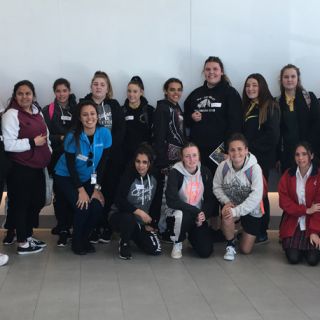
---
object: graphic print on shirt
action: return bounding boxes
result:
[131,182,154,206]
[196,96,222,112]
[222,176,251,205]
[183,176,204,206]
[97,104,112,130]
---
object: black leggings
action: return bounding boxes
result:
[285,248,320,266]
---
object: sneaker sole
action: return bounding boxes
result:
[171,254,182,259]
[89,240,99,244]
[3,241,16,246]
[223,256,235,261]
[255,239,269,245]
[57,243,67,247]
[99,239,111,244]
[17,248,43,255]
[119,254,132,260]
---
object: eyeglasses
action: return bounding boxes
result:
[87,152,93,167]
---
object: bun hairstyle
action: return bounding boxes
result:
[130,76,144,90]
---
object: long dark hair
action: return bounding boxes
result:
[132,143,154,174]
[289,141,319,175]
[242,73,278,126]
[7,80,36,110]
[71,100,99,150]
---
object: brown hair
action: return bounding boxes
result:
[91,70,113,99]
[279,64,302,94]
[203,56,230,84]
[243,73,278,126]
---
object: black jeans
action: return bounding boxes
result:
[6,162,45,242]
[54,176,103,249]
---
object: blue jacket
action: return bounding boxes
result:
[55,126,112,183]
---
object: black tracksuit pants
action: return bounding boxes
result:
[110,212,161,255]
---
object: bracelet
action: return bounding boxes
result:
[94,184,102,191]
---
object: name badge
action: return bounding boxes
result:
[125,115,134,121]
[136,184,144,190]
[77,154,88,161]
[91,173,97,184]
[61,115,72,121]
[211,102,222,108]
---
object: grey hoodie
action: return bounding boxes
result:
[213,153,263,218]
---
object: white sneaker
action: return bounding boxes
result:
[0,253,9,266]
[171,242,182,259]
[224,246,236,261]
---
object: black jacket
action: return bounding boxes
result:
[122,96,154,162]
[243,101,280,172]
[165,165,214,219]
[153,99,186,168]
[184,80,243,150]
[81,94,125,157]
[278,88,320,166]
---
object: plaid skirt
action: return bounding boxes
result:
[282,227,315,251]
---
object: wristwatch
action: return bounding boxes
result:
[94,184,102,191]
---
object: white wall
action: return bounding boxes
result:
[0,0,320,108]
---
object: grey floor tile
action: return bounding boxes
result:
[0,229,320,320]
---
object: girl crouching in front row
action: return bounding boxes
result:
[110,144,161,260]
[213,133,264,261]
[279,142,320,266]
[165,142,214,259]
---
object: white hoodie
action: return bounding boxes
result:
[213,153,263,218]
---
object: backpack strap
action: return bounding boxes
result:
[244,166,253,183]
[48,102,55,120]
[222,162,229,180]
[302,89,311,110]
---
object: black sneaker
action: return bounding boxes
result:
[119,240,132,260]
[99,229,112,244]
[28,237,47,248]
[3,229,16,245]
[57,232,68,247]
[17,242,43,255]
[255,234,269,245]
[51,226,61,235]
[84,241,96,253]
[89,229,100,244]
[159,230,174,244]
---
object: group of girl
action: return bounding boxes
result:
[0,56,320,266]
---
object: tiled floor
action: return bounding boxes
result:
[0,230,319,320]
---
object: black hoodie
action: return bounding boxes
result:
[153,99,186,168]
[184,80,243,151]
[122,96,154,162]
[81,94,125,156]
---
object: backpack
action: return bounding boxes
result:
[48,102,55,120]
